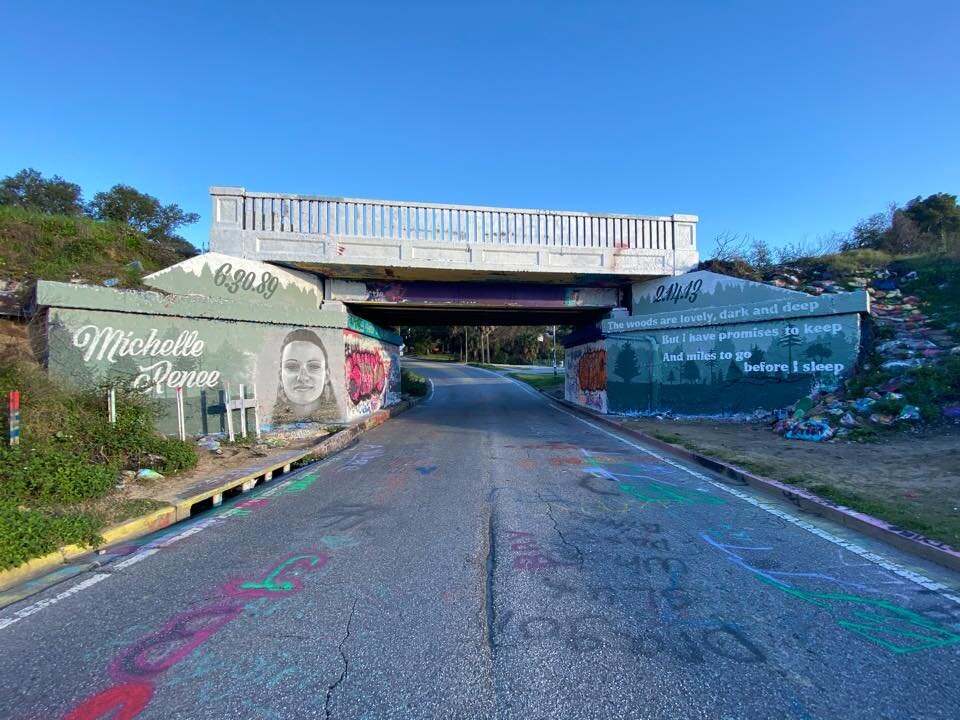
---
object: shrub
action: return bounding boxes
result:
[151,438,198,474]
[0,446,115,505]
[818,249,892,275]
[0,501,102,570]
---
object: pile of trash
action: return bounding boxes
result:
[770,383,924,442]
[763,264,959,441]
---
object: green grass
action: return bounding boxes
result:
[468,362,500,371]
[508,371,564,391]
[92,498,171,526]
[0,360,198,570]
[808,483,958,548]
[0,205,183,287]
[892,254,960,339]
[414,352,458,362]
[640,426,960,548]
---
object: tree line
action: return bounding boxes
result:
[0,168,199,257]
[402,325,567,365]
[710,192,960,272]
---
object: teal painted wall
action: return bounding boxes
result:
[562,271,869,416]
[604,313,861,415]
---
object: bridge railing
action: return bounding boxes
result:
[210,187,697,252]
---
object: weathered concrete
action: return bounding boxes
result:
[208,187,699,283]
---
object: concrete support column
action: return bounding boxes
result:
[209,186,246,256]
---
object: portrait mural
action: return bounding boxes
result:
[271,329,338,422]
[44,304,401,435]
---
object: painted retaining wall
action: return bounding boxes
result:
[565,271,869,416]
[36,254,401,436]
[564,339,608,413]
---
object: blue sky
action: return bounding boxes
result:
[2,1,957,257]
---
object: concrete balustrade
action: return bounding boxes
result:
[209,187,699,279]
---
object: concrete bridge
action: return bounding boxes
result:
[208,187,699,325]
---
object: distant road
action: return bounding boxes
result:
[1,361,958,719]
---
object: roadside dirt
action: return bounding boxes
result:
[622,416,960,546]
[124,432,331,504]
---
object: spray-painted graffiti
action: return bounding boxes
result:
[494,519,765,664]
[64,681,155,720]
[581,449,725,506]
[64,552,331,719]
[565,340,608,413]
[346,348,386,404]
[343,332,398,418]
[577,350,606,392]
[505,530,570,570]
[702,528,960,654]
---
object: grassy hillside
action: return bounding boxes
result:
[0,206,186,288]
[0,208,197,571]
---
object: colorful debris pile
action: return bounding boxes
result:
[764,263,960,441]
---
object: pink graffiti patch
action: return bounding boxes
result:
[235,498,271,510]
[109,603,242,681]
[506,531,567,570]
[63,681,154,720]
[66,550,335,720]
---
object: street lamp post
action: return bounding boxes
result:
[552,325,558,377]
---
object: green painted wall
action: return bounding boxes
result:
[562,271,870,416]
[46,307,401,434]
[144,252,323,310]
[39,254,401,436]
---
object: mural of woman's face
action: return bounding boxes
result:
[281,340,326,405]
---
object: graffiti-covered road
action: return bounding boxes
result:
[2,362,960,719]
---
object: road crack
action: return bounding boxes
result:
[539,490,584,569]
[483,507,497,656]
[324,597,358,718]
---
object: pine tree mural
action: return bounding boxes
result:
[615,342,639,383]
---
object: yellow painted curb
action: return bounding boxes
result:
[0,396,420,594]
[0,551,68,592]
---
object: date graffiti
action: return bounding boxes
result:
[213,262,280,299]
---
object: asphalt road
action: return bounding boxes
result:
[1,361,959,719]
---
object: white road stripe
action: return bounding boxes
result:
[0,573,111,631]
[552,403,960,606]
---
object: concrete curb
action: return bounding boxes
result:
[0,397,421,597]
[546,392,960,573]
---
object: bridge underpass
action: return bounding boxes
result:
[208,186,695,329]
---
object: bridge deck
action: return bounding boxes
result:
[209,187,699,281]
